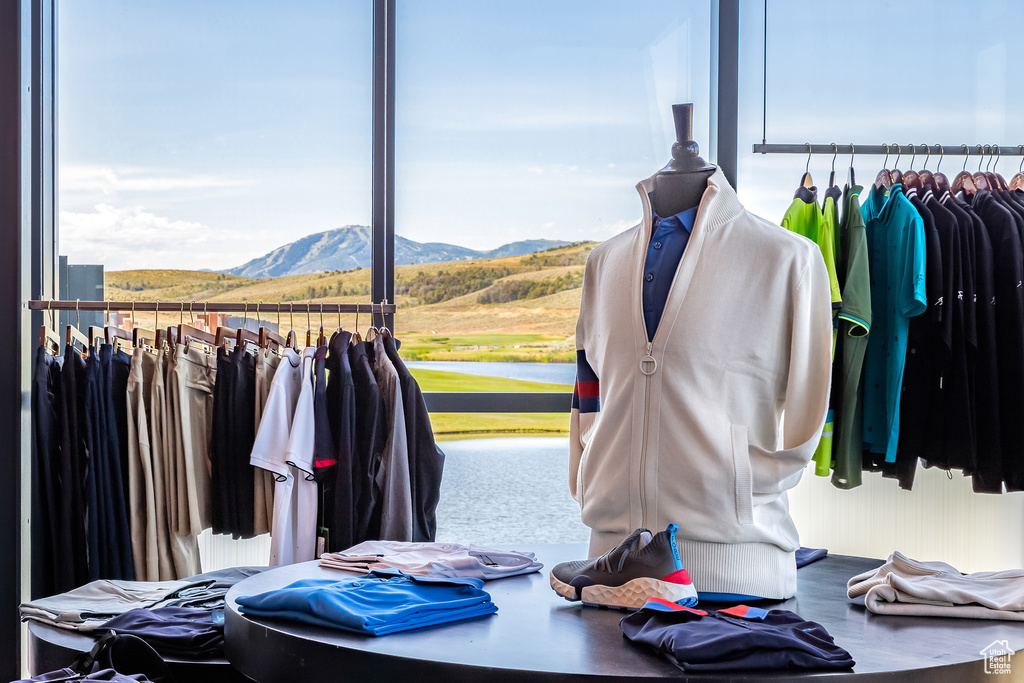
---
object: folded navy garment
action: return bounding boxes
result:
[95,607,224,659]
[796,547,828,568]
[620,599,855,672]
[236,568,497,636]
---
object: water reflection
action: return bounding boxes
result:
[435,437,590,545]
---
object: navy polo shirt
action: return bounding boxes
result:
[643,206,698,341]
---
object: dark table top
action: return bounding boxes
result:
[225,545,1024,682]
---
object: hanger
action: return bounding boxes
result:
[285,302,299,351]
[918,144,936,194]
[65,299,90,355]
[824,144,841,202]
[1010,146,1024,191]
[903,144,922,191]
[304,301,313,348]
[890,144,903,185]
[971,144,992,192]
[874,143,893,190]
[380,299,390,335]
[799,143,814,189]
[352,304,363,343]
[317,303,327,346]
[933,145,951,195]
[846,143,856,187]
[983,145,1007,192]
[951,144,978,195]
[990,145,1009,192]
[178,301,216,353]
[87,302,108,350]
[257,301,285,353]
[106,325,134,354]
[236,307,260,351]
[39,299,60,355]
[96,302,133,353]
[130,301,156,350]
[154,300,166,348]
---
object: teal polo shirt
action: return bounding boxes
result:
[860,183,927,463]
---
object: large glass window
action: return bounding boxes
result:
[736,0,1024,221]
[58,0,372,273]
[396,0,712,541]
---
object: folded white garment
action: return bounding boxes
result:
[319,540,543,580]
[20,579,190,631]
[848,551,1024,620]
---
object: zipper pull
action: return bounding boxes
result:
[641,341,657,375]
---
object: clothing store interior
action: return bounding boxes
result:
[4,0,1024,681]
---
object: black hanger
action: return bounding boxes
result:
[649,104,717,219]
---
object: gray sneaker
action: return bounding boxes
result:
[549,524,697,609]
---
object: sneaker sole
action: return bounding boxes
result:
[549,572,697,610]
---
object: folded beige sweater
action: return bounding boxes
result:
[848,551,1024,620]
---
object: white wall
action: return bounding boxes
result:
[197,531,272,572]
[790,465,1024,573]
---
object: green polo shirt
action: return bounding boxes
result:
[831,185,872,488]
[781,188,843,311]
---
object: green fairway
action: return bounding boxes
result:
[408,367,572,393]
[430,412,570,440]
[398,333,575,363]
[409,368,572,439]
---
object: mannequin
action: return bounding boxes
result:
[568,103,833,599]
[650,103,717,219]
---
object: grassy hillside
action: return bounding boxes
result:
[107,242,596,356]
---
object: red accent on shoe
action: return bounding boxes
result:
[661,568,692,585]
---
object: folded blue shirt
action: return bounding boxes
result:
[236,569,497,636]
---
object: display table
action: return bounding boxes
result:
[27,620,248,682]
[225,544,1024,682]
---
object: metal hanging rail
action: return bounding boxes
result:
[753,143,1024,156]
[27,300,396,314]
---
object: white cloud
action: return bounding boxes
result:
[60,204,238,271]
[60,164,252,197]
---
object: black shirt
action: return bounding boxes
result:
[889,191,942,489]
[967,190,1024,491]
[946,193,1002,493]
[920,191,973,472]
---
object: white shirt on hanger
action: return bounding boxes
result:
[250,347,317,565]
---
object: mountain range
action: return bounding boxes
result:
[224,225,570,278]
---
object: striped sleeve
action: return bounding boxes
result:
[572,349,600,414]
[569,348,600,503]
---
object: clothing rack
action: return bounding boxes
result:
[752,143,1024,158]
[27,300,396,314]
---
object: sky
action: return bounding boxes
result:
[58,0,1024,272]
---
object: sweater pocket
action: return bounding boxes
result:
[731,424,753,525]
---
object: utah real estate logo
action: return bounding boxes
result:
[980,640,1013,675]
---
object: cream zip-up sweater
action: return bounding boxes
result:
[570,169,832,599]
